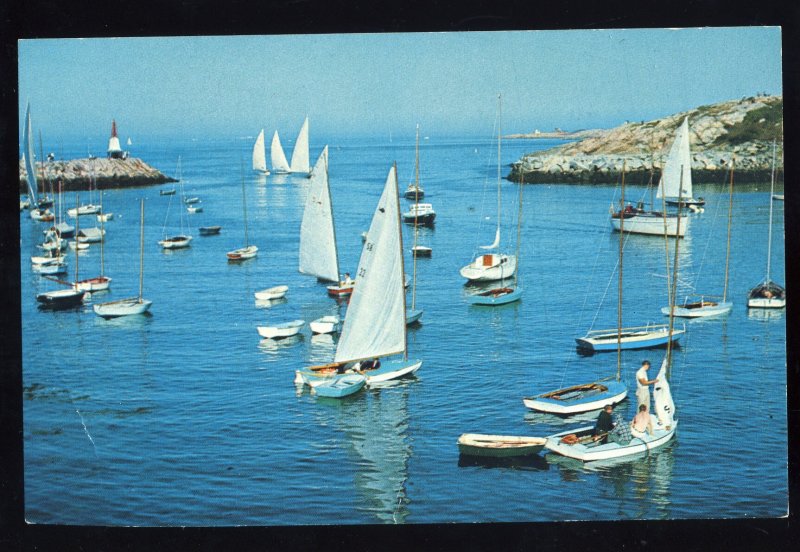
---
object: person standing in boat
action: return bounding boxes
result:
[635,360,658,410]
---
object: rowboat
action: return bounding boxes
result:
[313,374,366,398]
[254,285,288,301]
[198,226,221,236]
[457,434,547,458]
[257,319,304,339]
[310,315,340,334]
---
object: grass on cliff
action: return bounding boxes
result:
[712,100,783,147]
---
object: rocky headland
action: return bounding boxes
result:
[19,157,176,194]
[509,95,783,185]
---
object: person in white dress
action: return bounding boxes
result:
[635,360,658,410]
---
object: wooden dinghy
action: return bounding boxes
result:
[457,433,546,458]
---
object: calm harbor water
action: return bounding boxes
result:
[21,133,787,525]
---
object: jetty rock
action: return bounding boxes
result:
[510,95,783,184]
[19,157,177,193]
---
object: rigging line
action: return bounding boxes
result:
[692,169,726,290]
[473,100,501,255]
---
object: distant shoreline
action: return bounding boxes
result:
[505,129,602,140]
[19,157,176,193]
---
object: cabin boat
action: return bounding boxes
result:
[748,281,786,309]
[460,253,517,282]
[401,203,436,226]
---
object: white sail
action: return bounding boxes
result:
[270,130,290,173]
[480,228,500,250]
[289,116,310,174]
[334,165,405,363]
[657,117,692,199]
[653,357,675,428]
[23,103,38,204]
[299,146,339,281]
[252,129,267,172]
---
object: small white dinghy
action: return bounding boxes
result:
[257,319,304,339]
[254,285,288,301]
[310,315,340,334]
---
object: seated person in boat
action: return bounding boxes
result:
[340,272,354,287]
[631,404,654,437]
[593,404,615,443]
[609,411,631,445]
[356,358,381,372]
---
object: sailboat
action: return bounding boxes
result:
[610,118,691,237]
[406,167,424,324]
[460,94,517,282]
[22,103,54,221]
[289,116,311,177]
[93,199,152,318]
[524,168,634,415]
[402,125,433,224]
[159,157,193,249]
[545,210,682,461]
[226,168,258,261]
[74,192,112,292]
[661,158,734,318]
[295,164,422,387]
[270,130,291,174]
[748,141,786,309]
[403,126,425,200]
[467,167,525,306]
[36,194,86,309]
[252,129,269,175]
[578,164,685,351]
[66,157,100,217]
[660,118,705,208]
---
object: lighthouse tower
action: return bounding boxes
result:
[107,120,126,159]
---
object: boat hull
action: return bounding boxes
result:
[412,246,432,258]
[362,358,422,383]
[610,212,687,237]
[661,301,732,318]
[747,297,786,309]
[254,285,289,301]
[576,325,685,352]
[227,245,258,261]
[404,188,424,200]
[257,320,304,339]
[467,286,522,306]
[313,374,366,398]
[310,316,340,334]
[544,418,677,462]
[326,284,354,297]
[460,254,517,282]
[159,235,192,249]
[75,276,112,292]
[402,212,435,226]
[523,381,628,415]
[406,309,423,325]
[199,226,222,235]
[93,298,152,318]
[457,434,546,458]
[36,289,85,309]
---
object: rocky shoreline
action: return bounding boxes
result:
[19,157,176,193]
[509,95,783,185]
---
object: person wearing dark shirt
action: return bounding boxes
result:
[593,404,615,443]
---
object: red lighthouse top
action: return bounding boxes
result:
[111,119,118,138]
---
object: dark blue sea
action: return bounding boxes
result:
[20,132,787,525]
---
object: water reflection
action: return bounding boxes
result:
[318,384,413,523]
[747,308,785,322]
[256,334,304,354]
[457,453,549,471]
[254,297,288,309]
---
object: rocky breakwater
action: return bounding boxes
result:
[509,95,783,185]
[19,157,177,193]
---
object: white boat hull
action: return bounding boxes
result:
[93,298,152,318]
[610,212,687,237]
[257,320,304,339]
[227,245,258,261]
[459,254,517,282]
[254,285,289,301]
[159,236,192,249]
[747,297,786,309]
[310,316,340,334]
[75,276,112,292]
[545,418,677,462]
[661,301,732,318]
[67,204,101,217]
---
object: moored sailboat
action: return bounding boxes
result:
[227,168,258,262]
[73,193,111,292]
[93,199,152,318]
[460,94,517,282]
[159,157,193,250]
[748,141,786,309]
[296,164,422,387]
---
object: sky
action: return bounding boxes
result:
[18,27,783,143]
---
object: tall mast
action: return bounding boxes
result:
[666,176,684,378]
[394,162,409,361]
[323,147,340,278]
[514,161,523,289]
[138,199,145,302]
[411,127,420,311]
[241,162,249,247]
[99,185,105,277]
[496,93,502,244]
[616,161,626,381]
[766,142,776,281]
[722,158,734,302]
[74,193,80,285]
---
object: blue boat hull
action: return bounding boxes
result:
[467,287,522,306]
[576,331,684,352]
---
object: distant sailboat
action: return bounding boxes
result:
[289,116,311,177]
[460,94,517,282]
[127,137,133,146]
[404,125,425,199]
[296,164,422,387]
[610,118,691,237]
[227,167,258,261]
[22,103,54,221]
[299,146,340,283]
[748,141,786,309]
[93,199,152,318]
[36,197,85,310]
[270,130,291,174]
[659,118,704,208]
[74,192,112,292]
[159,157,193,249]
[252,129,269,175]
[661,158,734,318]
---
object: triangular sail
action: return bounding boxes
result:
[23,103,38,204]
[657,117,692,199]
[334,165,405,363]
[271,130,290,172]
[289,117,310,174]
[252,129,267,172]
[299,146,339,281]
[653,357,675,427]
[479,228,500,250]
